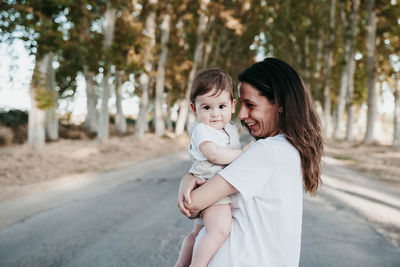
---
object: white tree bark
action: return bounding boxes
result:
[314,28,323,80]
[202,15,215,68]
[203,38,213,68]
[166,105,174,131]
[345,0,360,141]
[393,76,400,147]
[98,72,112,141]
[345,57,356,141]
[28,53,51,151]
[154,11,171,136]
[333,3,351,140]
[334,0,360,140]
[364,0,378,144]
[45,52,58,141]
[98,3,116,142]
[136,0,157,138]
[303,34,311,92]
[79,15,97,133]
[84,68,98,132]
[115,72,127,134]
[175,0,209,135]
[136,73,151,138]
[322,0,336,138]
[211,27,224,67]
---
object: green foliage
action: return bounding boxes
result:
[1,0,399,132]
[34,88,56,110]
[0,109,28,127]
[353,58,368,104]
[334,155,354,161]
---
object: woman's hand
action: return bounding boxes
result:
[177,174,205,217]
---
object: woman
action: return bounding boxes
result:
[178,57,323,267]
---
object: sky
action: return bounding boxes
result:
[0,40,33,110]
[0,39,141,118]
[0,39,396,118]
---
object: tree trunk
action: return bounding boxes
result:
[393,76,400,147]
[202,15,215,68]
[333,3,350,140]
[84,67,98,133]
[136,73,151,138]
[345,57,356,141]
[175,0,209,135]
[98,3,116,142]
[45,52,58,141]
[166,105,174,131]
[312,28,324,110]
[364,0,377,144]
[154,11,171,137]
[313,28,323,81]
[334,0,360,140]
[115,72,127,134]
[99,72,112,141]
[345,0,360,141]
[28,53,52,151]
[203,38,213,68]
[211,27,224,67]
[79,14,97,133]
[303,34,311,92]
[136,0,157,138]
[322,0,336,138]
[290,33,302,68]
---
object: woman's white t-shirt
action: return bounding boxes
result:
[195,134,303,267]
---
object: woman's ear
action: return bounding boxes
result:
[278,106,283,113]
[190,103,197,115]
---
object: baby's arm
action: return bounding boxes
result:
[199,141,243,165]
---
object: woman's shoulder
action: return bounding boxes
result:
[257,134,285,145]
[257,134,298,155]
[261,134,289,145]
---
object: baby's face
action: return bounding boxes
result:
[191,89,236,130]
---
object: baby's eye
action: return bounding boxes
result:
[219,105,226,109]
[203,106,211,110]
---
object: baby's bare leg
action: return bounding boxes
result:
[175,222,203,267]
[190,204,231,267]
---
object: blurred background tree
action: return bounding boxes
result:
[0,0,399,150]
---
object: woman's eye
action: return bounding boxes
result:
[246,103,254,108]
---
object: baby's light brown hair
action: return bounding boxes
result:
[190,69,234,104]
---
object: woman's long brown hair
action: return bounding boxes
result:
[238,58,324,195]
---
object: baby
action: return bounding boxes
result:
[175,69,248,267]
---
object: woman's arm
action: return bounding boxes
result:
[178,173,237,218]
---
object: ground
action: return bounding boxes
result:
[0,132,189,201]
[324,140,400,185]
[1,133,399,201]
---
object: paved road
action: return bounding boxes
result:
[0,151,399,266]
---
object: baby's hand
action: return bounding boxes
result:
[242,141,255,152]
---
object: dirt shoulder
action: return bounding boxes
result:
[0,133,189,198]
[1,135,399,201]
[324,140,400,185]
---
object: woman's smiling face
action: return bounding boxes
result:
[238,82,279,138]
